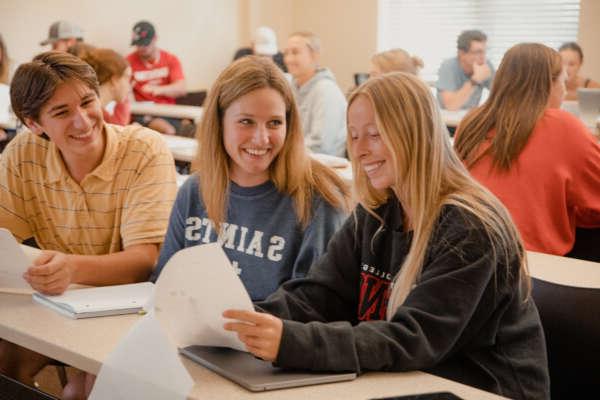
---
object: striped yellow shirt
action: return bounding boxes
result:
[0,124,177,255]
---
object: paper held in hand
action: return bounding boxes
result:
[154,242,255,352]
[0,228,41,294]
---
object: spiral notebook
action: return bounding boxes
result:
[32,282,154,319]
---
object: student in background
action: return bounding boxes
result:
[369,48,423,77]
[455,43,600,256]
[78,47,133,125]
[232,26,287,72]
[127,20,187,135]
[558,42,600,101]
[436,30,494,110]
[40,20,83,52]
[152,56,351,301]
[0,52,177,398]
[223,72,549,400]
[284,31,347,157]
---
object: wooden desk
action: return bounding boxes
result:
[130,102,204,123]
[0,293,504,399]
[527,251,600,289]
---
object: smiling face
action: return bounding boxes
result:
[25,79,105,175]
[222,87,287,187]
[348,95,395,191]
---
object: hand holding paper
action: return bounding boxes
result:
[24,250,74,295]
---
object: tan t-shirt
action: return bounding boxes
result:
[0,124,177,255]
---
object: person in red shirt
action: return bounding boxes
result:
[126,20,187,134]
[455,42,600,256]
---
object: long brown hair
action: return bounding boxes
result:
[193,56,350,231]
[455,43,563,170]
[348,73,527,318]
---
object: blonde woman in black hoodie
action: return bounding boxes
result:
[224,72,550,400]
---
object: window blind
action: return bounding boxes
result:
[378,0,580,83]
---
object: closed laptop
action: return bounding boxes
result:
[180,345,357,392]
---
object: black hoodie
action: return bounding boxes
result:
[257,199,550,400]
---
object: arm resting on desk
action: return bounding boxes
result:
[24,243,159,295]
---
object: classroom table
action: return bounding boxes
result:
[0,292,505,400]
[130,102,204,123]
[527,251,600,289]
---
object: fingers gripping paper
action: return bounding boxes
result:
[89,313,193,400]
[154,243,254,351]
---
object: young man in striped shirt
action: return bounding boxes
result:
[0,51,177,397]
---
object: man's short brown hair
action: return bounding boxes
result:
[10,51,99,124]
[457,30,487,52]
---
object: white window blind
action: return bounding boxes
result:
[378,0,580,83]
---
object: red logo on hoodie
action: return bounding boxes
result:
[358,271,391,321]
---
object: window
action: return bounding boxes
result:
[378,0,580,83]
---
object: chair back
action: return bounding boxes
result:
[531,277,600,399]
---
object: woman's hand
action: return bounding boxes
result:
[23,250,75,295]
[223,309,283,362]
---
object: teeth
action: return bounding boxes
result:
[72,132,92,139]
[363,162,383,173]
[245,148,268,156]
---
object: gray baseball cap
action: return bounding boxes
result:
[40,21,84,46]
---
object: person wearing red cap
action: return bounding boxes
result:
[126,20,187,135]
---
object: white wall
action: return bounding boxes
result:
[0,0,597,91]
[579,0,600,82]
[0,0,241,90]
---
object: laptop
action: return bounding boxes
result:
[577,88,600,128]
[180,345,357,391]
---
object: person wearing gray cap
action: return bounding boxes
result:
[40,20,84,52]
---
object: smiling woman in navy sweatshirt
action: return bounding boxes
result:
[224,72,550,400]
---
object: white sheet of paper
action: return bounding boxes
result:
[0,228,35,294]
[154,243,254,351]
[89,313,193,400]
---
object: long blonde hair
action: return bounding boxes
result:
[455,43,563,169]
[193,56,350,231]
[347,72,527,320]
